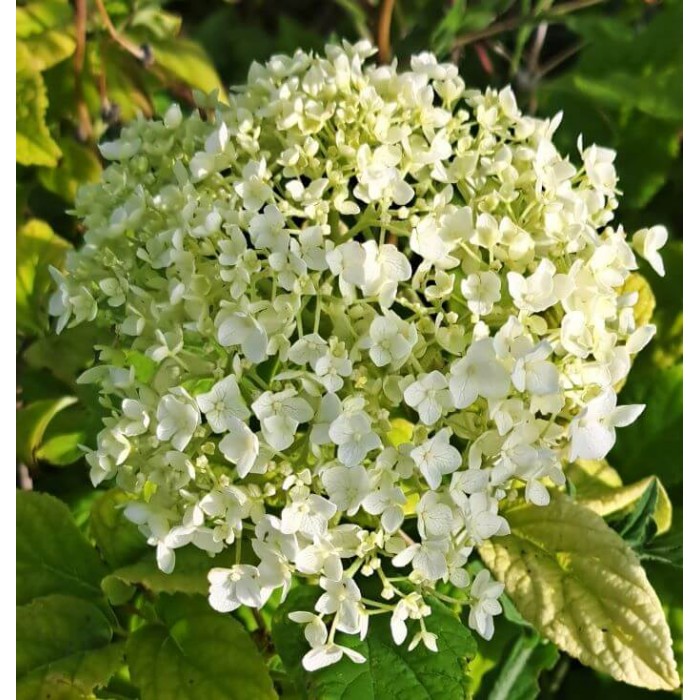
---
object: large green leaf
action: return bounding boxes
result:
[126,594,276,700]
[478,633,559,700]
[16,218,70,335]
[17,594,124,700]
[478,492,680,691]
[273,585,476,699]
[17,69,62,167]
[16,491,108,604]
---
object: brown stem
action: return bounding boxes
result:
[452,0,607,49]
[377,0,396,65]
[73,0,92,142]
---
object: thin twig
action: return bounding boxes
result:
[452,0,607,49]
[94,0,151,64]
[538,40,586,78]
[377,0,396,65]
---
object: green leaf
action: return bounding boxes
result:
[106,545,236,596]
[478,492,680,691]
[150,37,223,96]
[16,396,76,466]
[17,70,62,167]
[38,137,102,202]
[131,6,182,39]
[17,29,75,74]
[479,633,559,700]
[17,594,123,700]
[16,491,108,604]
[126,594,276,700]
[90,489,150,570]
[273,585,476,699]
[16,0,73,38]
[16,1,76,73]
[123,350,159,384]
[610,480,660,547]
[610,363,683,486]
[16,218,70,335]
[35,402,104,466]
[100,44,154,120]
[564,1,682,123]
[639,531,683,569]
[567,460,672,534]
[615,115,681,210]
[24,324,107,385]
[646,241,683,368]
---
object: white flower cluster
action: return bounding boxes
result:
[51,40,665,671]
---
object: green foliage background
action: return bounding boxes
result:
[16,1,682,698]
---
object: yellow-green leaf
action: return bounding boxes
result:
[38,137,102,202]
[17,218,70,335]
[622,273,656,330]
[150,37,223,96]
[17,70,62,167]
[16,0,73,39]
[478,492,680,691]
[568,460,672,534]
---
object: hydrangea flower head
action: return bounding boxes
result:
[52,40,665,668]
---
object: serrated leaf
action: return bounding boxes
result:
[17,70,62,167]
[16,0,72,38]
[16,29,75,73]
[16,491,108,604]
[568,461,672,534]
[16,396,76,466]
[273,585,476,699]
[478,492,680,691]
[639,531,682,568]
[126,594,276,700]
[90,489,150,569]
[480,633,559,700]
[17,594,123,700]
[17,218,70,335]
